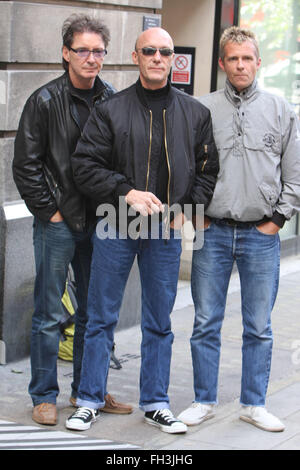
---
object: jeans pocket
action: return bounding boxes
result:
[254,225,276,237]
[204,222,212,231]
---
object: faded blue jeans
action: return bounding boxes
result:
[29,217,93,406]
[77,224,182,412]
[190,220,280,406]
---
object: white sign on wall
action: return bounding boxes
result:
[171,53,192,85]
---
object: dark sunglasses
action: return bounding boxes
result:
[139,47,174,57]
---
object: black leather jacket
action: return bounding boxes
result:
[72,80,219,217]
[13,72,115,232]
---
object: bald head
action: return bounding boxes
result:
[135,27,174,52]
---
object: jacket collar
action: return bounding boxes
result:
[135,78,174,109]
[65,72,107,100]
[225,78,258,105]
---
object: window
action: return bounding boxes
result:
[240,0,300,118]
[211,0,239,92]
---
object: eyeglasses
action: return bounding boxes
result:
[138,47,174,57]
[69,47,107,59]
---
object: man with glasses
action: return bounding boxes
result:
[13,13,132,426]
[65,27,219,433]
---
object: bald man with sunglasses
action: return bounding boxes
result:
[65,27,218,434]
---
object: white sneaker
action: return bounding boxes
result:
[177,403,215,426]
[239,406,285,432]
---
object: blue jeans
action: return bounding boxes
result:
[190,220,280,406]
[76,226,182,411]
[29,217,93,406]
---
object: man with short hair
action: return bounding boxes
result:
[65,27,219,433]
[13,13,132,426]
[178,26,300,432]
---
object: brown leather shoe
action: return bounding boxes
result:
[32,403,57,425]
[69,396,77,407]
[101,393,133,414]
[69,394,133,414]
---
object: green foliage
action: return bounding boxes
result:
[241,0,298,64]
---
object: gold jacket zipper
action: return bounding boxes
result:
[135,110,153,239]
[137,109,171,240]
[145,110,153,191]
[201,144,208,171]
[163,109,171,239]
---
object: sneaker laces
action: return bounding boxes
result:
[72,407,96,419]
[154,409,176,422]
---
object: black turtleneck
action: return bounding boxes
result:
[141,84,169,205]
[143,84,168,124]
[71,85,96,130]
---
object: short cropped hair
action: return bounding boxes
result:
[219,26,260,61]
[62,13,111,71]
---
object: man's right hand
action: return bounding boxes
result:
[50,210,64,223]
[125,189,164,217]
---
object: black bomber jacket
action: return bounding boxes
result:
[71,79,219,219]
[13,72,115,232]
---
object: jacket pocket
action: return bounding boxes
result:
[243,130,281,155]
[259,182,280,206]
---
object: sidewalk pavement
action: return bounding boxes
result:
[1,255,300,451]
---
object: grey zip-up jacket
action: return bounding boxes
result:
[199,79,300,226]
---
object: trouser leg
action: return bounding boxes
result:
[237,227,280,406]
[29,219,75,405]
[138,234,182,411]
[190,223,233,403]
[70,229,93,399]
[77,233,136,409]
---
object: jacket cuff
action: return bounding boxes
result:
[114,182,134,198]
[271,211,286,228]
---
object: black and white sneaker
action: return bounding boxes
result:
[65,406,99,431]
[144,409,187,434]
